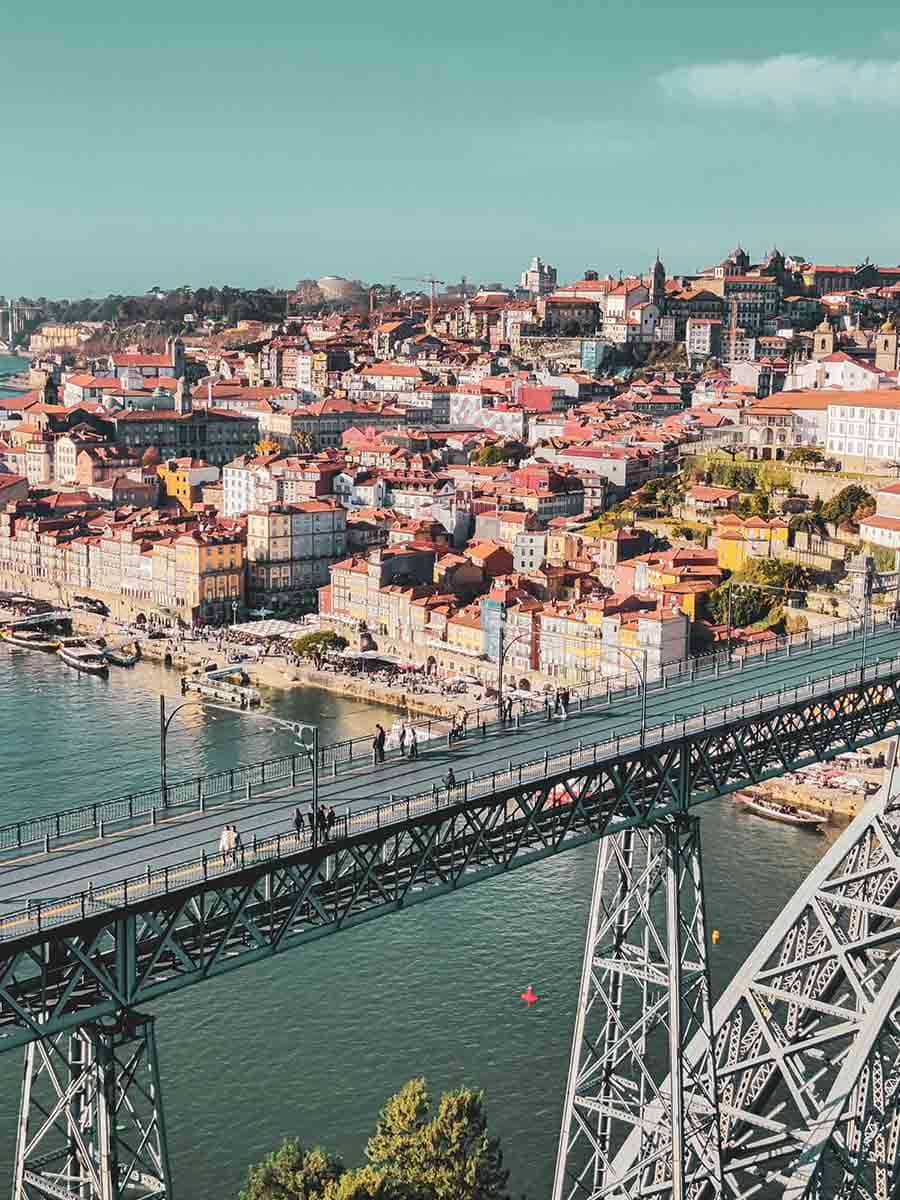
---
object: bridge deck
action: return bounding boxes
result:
[4,623,900,923]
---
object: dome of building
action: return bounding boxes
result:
[317,275,367,303]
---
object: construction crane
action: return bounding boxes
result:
[395,276,445,331]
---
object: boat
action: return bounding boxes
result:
[736,791,826,831]
[57,639,110,677]
[104,643,141,668]
[1,627,61,651]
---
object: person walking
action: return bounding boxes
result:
[326,806,336,837]
[232,826,242,866]
[293,807,304,838]
[218,824,231,866]
[445,767,456,793]
[373,723,386,764]
[318,807,328,841]
[398,724,408,756]
[408,725,418,760]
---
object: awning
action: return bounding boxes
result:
[229,619,308,640]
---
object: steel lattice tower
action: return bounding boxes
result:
[14,1013,171,1200]
[553,815,723,1200]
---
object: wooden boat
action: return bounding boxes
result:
[104,643,141,667]
[1,627,60,651]
[736,791,826,831]
[57,639,109,677]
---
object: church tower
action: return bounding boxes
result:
[649,251,666,310]
[812,319,834,361]
[876,318,899,373]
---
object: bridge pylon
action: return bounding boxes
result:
[14,1011,171,1200]
[553,815,722,1200]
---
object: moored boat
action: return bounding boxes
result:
[1,627,61,651]
[104,643,141,667]
[57,639,109,677]
[736,790,826,831]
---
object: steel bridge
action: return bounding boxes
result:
[5,621,900,1199]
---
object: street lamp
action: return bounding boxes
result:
[496,619,532,719]
[231,599,238,628]
[615,645,648,745]
[159,694,214,803]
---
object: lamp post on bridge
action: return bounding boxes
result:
[615,645,648,745]
[496,618,532,720]
[159,694,214,805]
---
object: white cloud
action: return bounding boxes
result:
[659,54,900,110]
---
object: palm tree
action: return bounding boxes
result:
[789,511,828,546]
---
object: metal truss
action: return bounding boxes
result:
[611,758,900,1200]
[14,1011,170,1200]
[552,816,722,1200]
[4,669,900,1050]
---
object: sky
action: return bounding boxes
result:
[3,0,900,297]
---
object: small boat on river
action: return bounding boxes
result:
[57,639,110,677]
[1,627,61,651]
[104,643,141,667]
[736,791,826,831]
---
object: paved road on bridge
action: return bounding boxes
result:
[3,623,900,913]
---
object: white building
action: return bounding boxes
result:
[786,352,895,392]
[859,482,900,550]
[519,256,557,296]
[222,454,283,517]
[825,390,900,462]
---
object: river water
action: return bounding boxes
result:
[0,352,27,398]
[0,621,835,1194]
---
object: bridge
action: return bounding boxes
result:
[5,618,900,1199]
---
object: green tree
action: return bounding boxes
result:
[367,1079,509,1200]
[821,485,874,524]
[324,1168,402,1200]
[472,445,508,467]
[789,511,829,542]
[240,1141,344,1200]
[292,631,347,659]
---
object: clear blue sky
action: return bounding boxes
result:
[3,0,899,296]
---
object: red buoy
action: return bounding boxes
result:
[521,984,538,1006]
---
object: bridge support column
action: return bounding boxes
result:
[552,816,722,1200]
[14,1011,171,1200]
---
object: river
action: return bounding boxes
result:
[0,352,27,399]
[0,645,835,1196]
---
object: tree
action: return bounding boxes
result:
[239,1080,512,1200]
[240,1141,344,1200]
[292,631,347,659]
[789,512,828,543]
[366,1079,509,1200]
[787,447,823,464]
[472,445,507,467]
[821,485,874,524]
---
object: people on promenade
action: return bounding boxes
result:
[408,725,418,759]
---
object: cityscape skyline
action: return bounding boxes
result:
[4,0,900,295]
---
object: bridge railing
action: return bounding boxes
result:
[0,608,890,857]
[4,642,900,944]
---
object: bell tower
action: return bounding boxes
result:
[649,251,666,309]
[876,318,899,373]
[812,319,834,361]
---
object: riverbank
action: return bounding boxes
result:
[61,608,486,721]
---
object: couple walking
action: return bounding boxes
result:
[218,823,242,865]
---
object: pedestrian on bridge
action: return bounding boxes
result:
[408,725,418,759]
[373,724,386,764]
[327,806,336,837]
[293,807,304,838]
[398,724,408,755]
[445,767,456,793]
[218,825,231,864]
